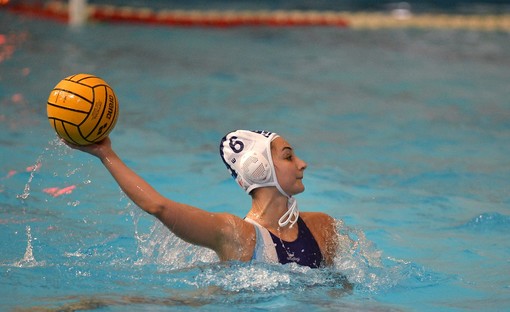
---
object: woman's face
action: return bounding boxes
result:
[271,137,307,196]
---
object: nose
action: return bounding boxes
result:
[297,156,307,170]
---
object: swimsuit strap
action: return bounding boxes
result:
[244,217,279,264]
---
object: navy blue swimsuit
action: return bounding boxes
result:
[269,217,323,268]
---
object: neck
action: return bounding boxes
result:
[246,187,290,230]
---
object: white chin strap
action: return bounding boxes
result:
[274,173,299,228]
[278,197,299,228]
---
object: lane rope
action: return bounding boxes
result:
[5,1,510,31]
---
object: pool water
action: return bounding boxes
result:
[1,7,510,312]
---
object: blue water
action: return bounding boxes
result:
[1,6,510,312]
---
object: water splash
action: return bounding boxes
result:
[15,138,86,203]
[195,263,293,292]
[132,216,216,268]
[13,225,45,268]
[16,156,42,201]
[129,215,429,294]
[15,139,62,201]
[333,220,440,293]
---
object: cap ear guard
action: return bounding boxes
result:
[219,129,279,194]
[240,151,271,184]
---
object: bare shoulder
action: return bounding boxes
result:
[216,213,255,237]
[214,212,256,262]
[300,211,336,226]
[300,212,338,266]
[300,211,337,240]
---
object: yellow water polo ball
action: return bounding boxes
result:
[47,74,119,145]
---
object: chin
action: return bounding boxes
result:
[285,182,305,196]
[295,184,305,194]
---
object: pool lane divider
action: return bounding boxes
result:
[5,2,510,31]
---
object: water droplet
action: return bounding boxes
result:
[67,200,80,207]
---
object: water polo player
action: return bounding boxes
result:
[66,130,338,268]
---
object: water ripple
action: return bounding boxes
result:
[459,212,510,232]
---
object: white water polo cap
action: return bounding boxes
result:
[220,130,300,227]
[220,130,282,194]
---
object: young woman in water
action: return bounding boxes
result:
[67,130,338,268]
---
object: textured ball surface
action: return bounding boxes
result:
[47,74,119,145]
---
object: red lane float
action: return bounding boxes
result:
[4,2,510,31]
[5,2,349,27]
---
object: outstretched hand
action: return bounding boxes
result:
[62,137,112,159]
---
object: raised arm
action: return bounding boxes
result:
[65,138,245,260]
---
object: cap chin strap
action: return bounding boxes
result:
[275,183,299,228]
[278,197,299,228]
